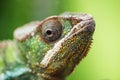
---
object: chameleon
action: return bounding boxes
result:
[0,12,95,80]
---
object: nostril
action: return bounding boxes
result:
[85,21,95,32]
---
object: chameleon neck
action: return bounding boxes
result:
[0,41,64,80]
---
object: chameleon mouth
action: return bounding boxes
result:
[40,17,95,68]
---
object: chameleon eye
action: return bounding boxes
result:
[41,19,62,42]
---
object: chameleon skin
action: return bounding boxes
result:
[0,12,95,80]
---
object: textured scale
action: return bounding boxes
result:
[0,12,95,80]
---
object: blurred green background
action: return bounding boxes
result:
[0,0,120,80]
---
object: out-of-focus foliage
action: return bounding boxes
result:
[0,0,120,80]
[0,0,59,39]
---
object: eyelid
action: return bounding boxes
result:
[41,19,62,43]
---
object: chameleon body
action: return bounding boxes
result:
[0,12,95,80]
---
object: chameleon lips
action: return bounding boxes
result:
[40,18,95,69]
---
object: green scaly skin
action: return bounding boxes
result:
[0,12,95,80]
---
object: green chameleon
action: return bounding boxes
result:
[0,12,95,80]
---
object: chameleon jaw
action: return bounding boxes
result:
[40,18,95,68]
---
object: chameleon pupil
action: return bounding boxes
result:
[46,30,52,35]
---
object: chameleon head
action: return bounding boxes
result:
[14,12,95,79]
